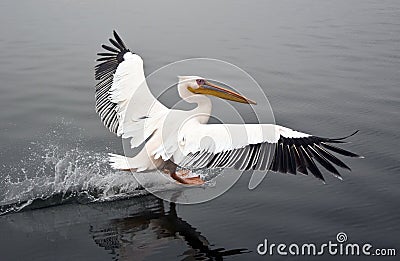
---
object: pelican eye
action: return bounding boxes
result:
[196,79,205,86]
[179,136,186,146]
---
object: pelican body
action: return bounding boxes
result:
[94,31,361,185]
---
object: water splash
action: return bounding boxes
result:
[0,124,223,215]
[0,140,149,215]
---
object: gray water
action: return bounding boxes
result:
[0,0,399,260]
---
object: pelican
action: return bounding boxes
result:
[94,31,361,185]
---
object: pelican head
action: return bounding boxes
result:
[177,76,256,105]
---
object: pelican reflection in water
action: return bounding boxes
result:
[2,194,248,260]
[90,195,249,260]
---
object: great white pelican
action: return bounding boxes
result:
[94,31,361,185]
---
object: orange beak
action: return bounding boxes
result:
[188,80,257,105]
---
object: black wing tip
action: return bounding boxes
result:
[98,30,130,55]
[320,142,361,158]
[95,31,132,75]
[101,44,119,53]
[327,130,359,141]
[273,131,363,182]
[113,30,122,42]
[112,30,128,50]
[318,174,326,183]
[317,130,362,158]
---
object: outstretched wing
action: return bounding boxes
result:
[167,123,360,182]
[94,31,167,138]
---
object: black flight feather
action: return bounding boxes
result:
[94,30,133,134]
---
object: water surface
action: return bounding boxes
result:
[0,0,399,260]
